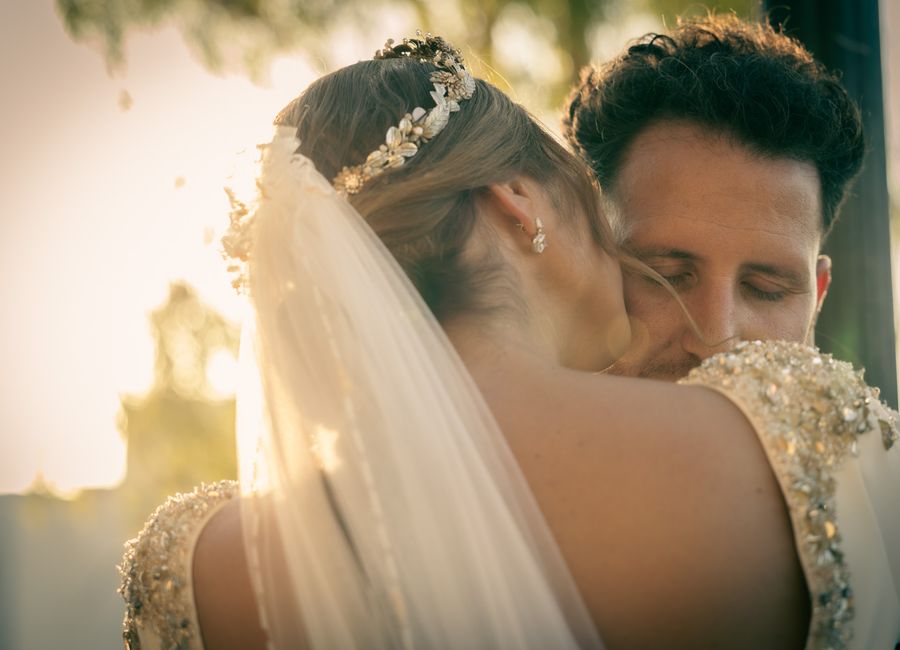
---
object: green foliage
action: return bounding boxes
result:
[55,0,760,112]
[644,0,760,24]
[55,0,351,75]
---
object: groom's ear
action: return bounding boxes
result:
[815,255,832,308]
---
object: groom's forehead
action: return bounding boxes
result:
[607,121,825,244]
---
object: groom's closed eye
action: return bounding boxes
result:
[647,266,695,290]
[741,263,811,302]
[627,247,697,290]
[741,280,789,302]
[631,246,809,289]
[639,268,792,303]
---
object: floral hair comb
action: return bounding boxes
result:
[332,32,476,196]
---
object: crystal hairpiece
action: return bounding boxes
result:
[332,32,476,196]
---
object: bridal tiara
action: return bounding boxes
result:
[331,32,476,196]
[221,32,475,293]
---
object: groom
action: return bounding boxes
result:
[564,14,865,381]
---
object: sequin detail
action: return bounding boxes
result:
[681,341,898,650]
[118,480,239,650]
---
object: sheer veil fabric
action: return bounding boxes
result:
[235,126,604,649]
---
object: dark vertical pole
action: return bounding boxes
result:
[766,0,897,408]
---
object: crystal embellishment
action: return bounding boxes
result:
[680,340,898,650]
[118,480,239,650]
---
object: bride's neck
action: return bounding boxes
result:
[442,305,621,374]
[442,313,559,371]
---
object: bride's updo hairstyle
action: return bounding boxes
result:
[275,47,614,321]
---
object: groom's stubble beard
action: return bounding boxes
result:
[605,315,702,381]
[607,352,702,381]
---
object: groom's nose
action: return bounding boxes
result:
[679,282,741,360]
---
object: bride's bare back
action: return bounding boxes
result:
[468,346,810,649]
[192,343,810,649]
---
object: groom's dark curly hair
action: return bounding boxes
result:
[563,14,864,234]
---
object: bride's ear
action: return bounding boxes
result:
[484,178,545,242]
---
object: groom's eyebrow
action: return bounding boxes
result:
[743,262,808,286]
[630,246,698,261]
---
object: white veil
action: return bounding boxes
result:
[234,126,603,649]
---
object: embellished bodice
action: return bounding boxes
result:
[118,480,239,650]
[681,340,900,650]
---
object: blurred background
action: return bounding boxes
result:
[0,0,897,647]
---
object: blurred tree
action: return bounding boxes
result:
[55,0,610,105]
[118,282,239,524]
[763,0,897,408]
[644,0,759,24]
[56,0,340,74]
[55,0,759,119]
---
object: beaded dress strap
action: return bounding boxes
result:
[119,480,239,650]
[680,340,898,650]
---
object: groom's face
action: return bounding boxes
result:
[607,120,826,381]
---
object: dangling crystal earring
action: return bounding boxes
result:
[531,217,547,254]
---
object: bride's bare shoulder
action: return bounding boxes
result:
[118,481,249,650]
[123,488,299,650]
[479,354,811,649]
[192,498,271,650]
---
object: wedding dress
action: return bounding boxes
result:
[118,130,900,650]
[117,341,900,650]
[681,341,900,649]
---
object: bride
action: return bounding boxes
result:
[119,34,899,650]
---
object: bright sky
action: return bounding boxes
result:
[0,0,898,497]
[0,0,429,497]
[0,1,323,495]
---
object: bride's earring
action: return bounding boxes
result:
[518,218,548,254]
[531,217,547,253]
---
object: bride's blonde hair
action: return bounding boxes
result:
[276,56,617,321]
